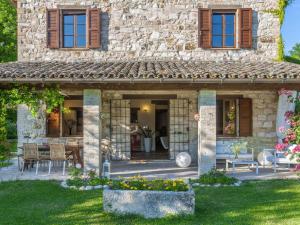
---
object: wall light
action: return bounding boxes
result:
[142,104,150,113]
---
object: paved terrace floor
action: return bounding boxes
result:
[0,158,298,182]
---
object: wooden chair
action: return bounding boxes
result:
[35,147,50,175]
[22,143,38,174]
[49,144,67,175]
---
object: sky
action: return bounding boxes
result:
[282,0,300,55]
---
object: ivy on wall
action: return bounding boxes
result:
[265,0,294,61]
[0,85,64,141]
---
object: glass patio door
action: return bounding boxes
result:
[110,99,131,160]
[169,99,190,159]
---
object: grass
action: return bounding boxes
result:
[0,180,300,225]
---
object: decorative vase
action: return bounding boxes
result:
[144,138,152,153]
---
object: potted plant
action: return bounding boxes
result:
[231,142,248,159]
[140,126,155,153]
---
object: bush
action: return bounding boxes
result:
[190,169,238,185]
[0,141,11,163]
[108,176,189,192]
[66,178,85,188]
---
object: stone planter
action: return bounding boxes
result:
[103,188,195,218]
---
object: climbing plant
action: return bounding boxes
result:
[265,0,294,61]
[0,85,64,141]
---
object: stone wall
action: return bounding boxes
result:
[18,0,280,62]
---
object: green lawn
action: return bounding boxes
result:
[0,180,300,225]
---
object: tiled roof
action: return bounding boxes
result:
[0,61,300,83]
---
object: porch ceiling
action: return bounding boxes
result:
[0,61,300,83]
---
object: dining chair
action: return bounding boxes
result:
[22,143,38,174]
[35,146,50,175]
[49,144,67,175]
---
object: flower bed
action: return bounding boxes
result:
[103,177,194,218]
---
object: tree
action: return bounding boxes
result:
[289,43,300,60]
[0,0,17,62]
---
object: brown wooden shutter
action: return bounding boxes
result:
[198,8,212,48]
[239,8,253,49]
[47,9,60,49]
[239,98,253,137]
[87,8,101,49]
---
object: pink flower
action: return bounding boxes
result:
[278,126,285,133]
[278,88,293,96]
[294,164,300,171]
[292,145,300,154]
[275,143,287,151]
[284,111,294,120]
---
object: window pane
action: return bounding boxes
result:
[64,36,74,48]
[212,14,222,24]
[77,24,86,36]
[77,15,86,25]
[64,25,74,35]
[212,24,222,35]
[77,36,86,48]
[225,36,234,47]
[225,23,234,35]
[64,15,73,24]
[224,100,236,135]
[212,36,222,48]
[225,14,235,24]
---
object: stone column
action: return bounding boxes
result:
[198,90,216,176]
[17,104,46,153]
[83,90,102,175]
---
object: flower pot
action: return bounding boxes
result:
[144,138,152,153]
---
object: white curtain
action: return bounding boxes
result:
[276,91,298,143]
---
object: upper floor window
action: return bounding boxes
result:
[47,8,101,49]
[198,8,252,49]
[212,12,235,48]
[63,12,87,48]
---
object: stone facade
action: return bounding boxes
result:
[18,0,280,62]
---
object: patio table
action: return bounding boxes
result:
[226,159,259,175]
[18,144,83,171]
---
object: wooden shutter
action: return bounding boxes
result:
[239,8,253,48]
[198,8,212,48]
[87,8,101,49]
[47,9,60,49]
[239,98,252,137]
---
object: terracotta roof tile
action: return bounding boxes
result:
[0,61,300,83]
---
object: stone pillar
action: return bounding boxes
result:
[83,90,102,175]
[17,104,46,153]
[198,90,216,176]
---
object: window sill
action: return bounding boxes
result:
[58,48,90,51]
[211,48,241,50]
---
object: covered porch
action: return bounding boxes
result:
[0,61,300,177]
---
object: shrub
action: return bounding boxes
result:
[108,176,189,192]
[66,178,85,188]
[190,169,238,185]
[87,177,110,186]
[69,166,83,180]
[0,141,11,163]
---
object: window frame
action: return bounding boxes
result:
[217,95,242,137]
[211,10,237,49]
[46,97,84,138]
[61,10,87,49]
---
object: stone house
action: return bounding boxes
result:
[1,0,300,175]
